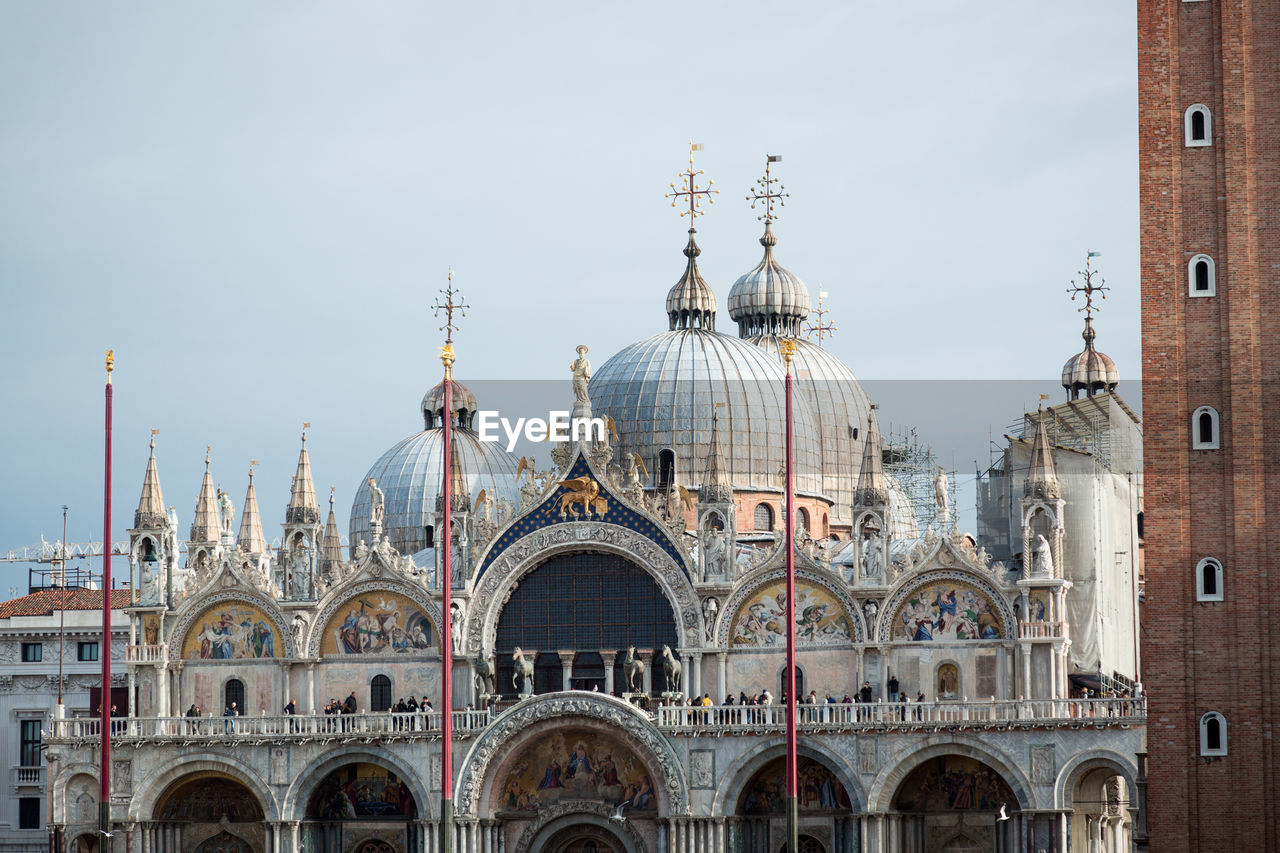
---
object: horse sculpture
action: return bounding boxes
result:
[474,652,496,697]
[622,646,645,693]
[512,646,536,695]
[661,644,682,693]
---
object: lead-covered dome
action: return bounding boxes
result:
[751,336,872,525]
[589,328,824,496]
[1061,317,1119,400]
[728,223,811,337]
[350,383,520,555]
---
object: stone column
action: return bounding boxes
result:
[127,667,137,717]
[1021,642,1033,700]
[153,662,165,720]
[557,650,575,690]
[600,650,617,694]
[717,651,728,701]
[680,652,693,696]
[306,662,317,713]
[279,661,291,713]
[879,647,890,701]
[855,647,865,689]
[690,651,703,698]
[639,649,654,695]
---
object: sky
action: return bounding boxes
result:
[0,2,1140,592]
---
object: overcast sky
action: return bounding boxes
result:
[0,2,1139,591]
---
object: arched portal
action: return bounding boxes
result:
[734,755,854,853]
[891,755,1019,853]
[495,552,679,697]
[302,761,417,853]
[152,773,265,852]
[539,821,630,853]
[1069,766,1132,853]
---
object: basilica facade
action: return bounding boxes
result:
[43,207,1145,853]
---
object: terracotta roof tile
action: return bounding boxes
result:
[0,588,129,618]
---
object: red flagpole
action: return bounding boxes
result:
[440,343,455,853]
[100,352,114,839]
[782,340,798,851]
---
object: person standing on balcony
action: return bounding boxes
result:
[283,698,297,732]
[888,674,900,702]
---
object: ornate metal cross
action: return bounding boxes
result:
[1067,251,1109,316]
[433,269,469,345]
[748,154,788,223]
[804,289,837,343]
[666,142,718,220]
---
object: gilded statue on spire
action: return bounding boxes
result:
[665,142,718,221]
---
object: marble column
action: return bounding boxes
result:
[680,652,693,696]
[306,662,317,713]
[691,651,703,698]
[1021,642,1033,700]
[640,649,654,695]
[127,667,137,717]
[717,651,728,702]
[557,650,575,690]
[600,650,617,694]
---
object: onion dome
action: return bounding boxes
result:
[350,384,519,555]
[751,336,871,526]
[728,223,811,337]
[665,229,717,331]
[1062,317,1119,400]
[589,329,824,496]
[422,378,480,430]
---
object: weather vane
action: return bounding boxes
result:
[804,288,837,343]
[665,142,718,222]
[747,154,788,223]
[1067,251,1109,317]
[433,269,469,374]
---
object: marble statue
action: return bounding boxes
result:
[702,597,719,645]
[570,345,592,407]
[217,489,235,536]
[450,602,464,653]
[1033,534,1054,575]
[703,530,727,579]
[861,530,883,578]
[139,560,161,605]
[863,599,879,626]
[934,466,950,529]
[368,479,385,526]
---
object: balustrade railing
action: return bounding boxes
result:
[50,709,492,741]
[1018,620,1067,639]
[47,697,1142,744]
[12,765,44,786]
[125,644,166,662]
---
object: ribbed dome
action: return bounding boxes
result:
[350,390,520,554]
[589,328,824,496]
[751,336,872,525]
[1061,317,1119,400]
[421,378,480,429]
[728,224,811,337]
[665,229,717,331]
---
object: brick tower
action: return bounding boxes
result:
[1139,0,1280,848]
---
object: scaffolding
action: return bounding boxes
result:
[882,424,956,536]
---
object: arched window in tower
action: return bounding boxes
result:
[796,507,810,534]
[423,525,434,549]
[1200,711,1228,756]
[657,449,676,491]
[1185,104,1212,146]
[224,678,244,714]
[1192,406,1220,450]
[140,537,157,562]
[1196,557,1224,602]
[754,503,774,531]
[1189,254,1216,296]
[370,674,392,712]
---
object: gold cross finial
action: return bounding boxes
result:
[747,154,788,223]
[804,288,837,343]
[1067,251,1109,317]
[433,269,467,376]
[665,142,717,222]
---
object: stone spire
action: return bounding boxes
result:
[1024,409,1061,500]
[666,230,717,331]
[321,488,343,573]
[189,449,221,542]
[853,410,888,508]
[134,434,167,529]
[700,410,732,504]
[286,426,321,525]
[237,464,266,555]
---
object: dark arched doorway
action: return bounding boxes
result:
[541,822,628,853]
[734,756,855,852]
[152,773,265,852]
[892,755,1019,853]
[495,552,679,697]
[304,762,417,853]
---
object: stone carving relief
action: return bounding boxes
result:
[691,750,714,789]
[1030,745,1055,786]
[858,739,877,777]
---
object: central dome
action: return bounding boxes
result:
[589,328,824,496]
